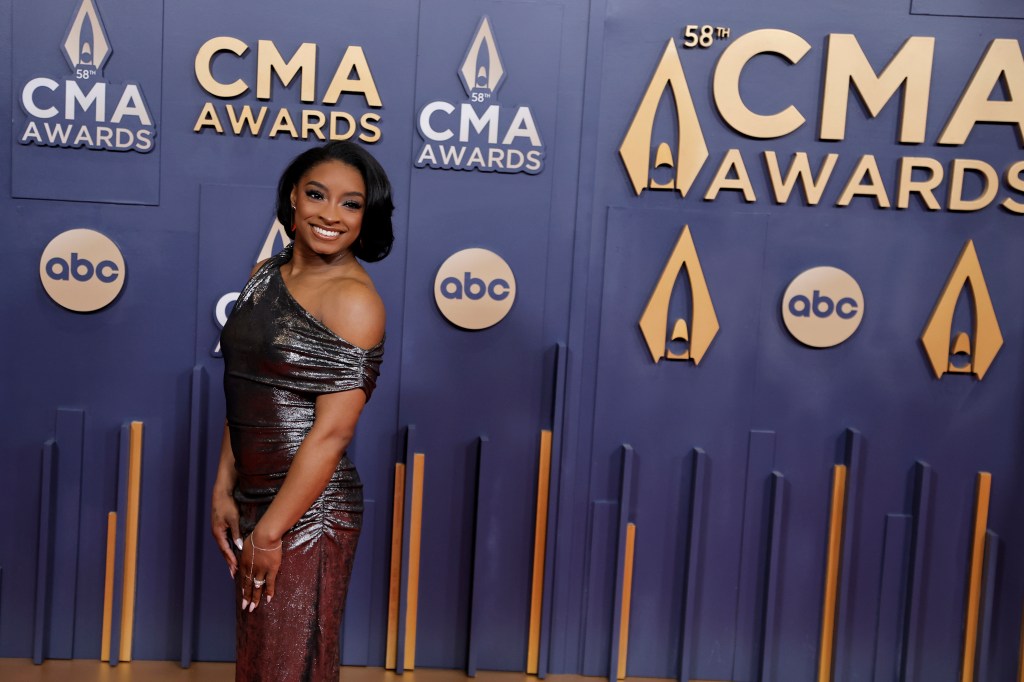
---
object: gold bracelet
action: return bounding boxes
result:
[250,532,282,552]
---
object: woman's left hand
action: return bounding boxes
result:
[240,530,282,612]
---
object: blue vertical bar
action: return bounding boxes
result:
[33,440,57,665]
[108,423,132,666]
[180,366,208,667]
[538,342,568,680]
[341,498,375,665]
[732,430,776,681]
[976,531,999,682]
[395,425,416,675]
[901,461,932,682]
[467,436,492,677]
[582,500,618,677]
[833,428,861,681]
[872,514,911,682]
[678,448,707,682]
[760,472,785,682]
[50,408,85,659]
[608,444,635,682]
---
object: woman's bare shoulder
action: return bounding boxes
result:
[249,259,269,277]
[320,275,385,349]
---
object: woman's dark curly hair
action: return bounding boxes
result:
[276,141,395,262]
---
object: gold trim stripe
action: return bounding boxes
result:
[818,464,848,682]
[617,522,637,680]
[961,472,992,682]
[1018,601,1024,682]
[386,462,406,670]
[527,429,553,674]
[404,453,425,671]
[1015,602,1024,679]
[100,511,116,662]
[119,421,143,662]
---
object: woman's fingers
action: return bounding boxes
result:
[211,494,241,574]
[241,567,255,611]
[264,569,277,604]
[250,577,264,611]
[212,524,238,575]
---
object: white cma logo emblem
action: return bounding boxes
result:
[63,0,111,75]
[459,17,504,98]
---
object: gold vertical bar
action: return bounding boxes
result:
[527,429,553,674]
[1018,601,1024,682]
[119,421,143,662]
[817,464,848,682]
[385,462,406,670]
[100,511,117,662]
[617,522,637,680]
[961,472,992,682]
[403,453,425,671]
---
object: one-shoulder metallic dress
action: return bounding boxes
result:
[220,243,383,682]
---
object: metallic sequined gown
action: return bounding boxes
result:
[221,244,383,682]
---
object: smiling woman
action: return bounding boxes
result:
[211,141,394,682]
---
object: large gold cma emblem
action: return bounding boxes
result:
[639,226,719,363]
[620,41,708,198]
[921,240,1002,380]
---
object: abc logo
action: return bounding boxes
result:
[39,228,126,312]
[434,248,516,330]
[781,266,864,348]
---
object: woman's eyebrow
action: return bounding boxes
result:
[304,180,365,198]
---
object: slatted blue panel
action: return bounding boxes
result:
[107,423,132,665]
[873,514,911,681]
[760,472,786,682]
[608,444,635,682]
[467,436,494,677]
[834,428,863,679]
[180,367,208,667]
[582,500,618,677]
[49,408,85,659]
[678,448,707,682]
[396,425,417,674]
[538,343,569,679]
[902,462,933,682]
[976,531,999,682]
[33,440,57,665]
[733,430,777,680]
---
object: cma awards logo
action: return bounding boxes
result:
[619,33,1024,212]
[639,226,719,364]
[18,0,156,153]
[921,240,1003,380]
[211,220,292,356]
[415,17,545,174]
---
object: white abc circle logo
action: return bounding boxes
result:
[434,248,516,330]
[782,266,864,348]
[40,228,126,312]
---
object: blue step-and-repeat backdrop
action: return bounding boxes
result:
[3,0,1024,679]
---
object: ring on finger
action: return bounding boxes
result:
[253,578,266,589]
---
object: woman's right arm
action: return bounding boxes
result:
[210,423,242,577]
